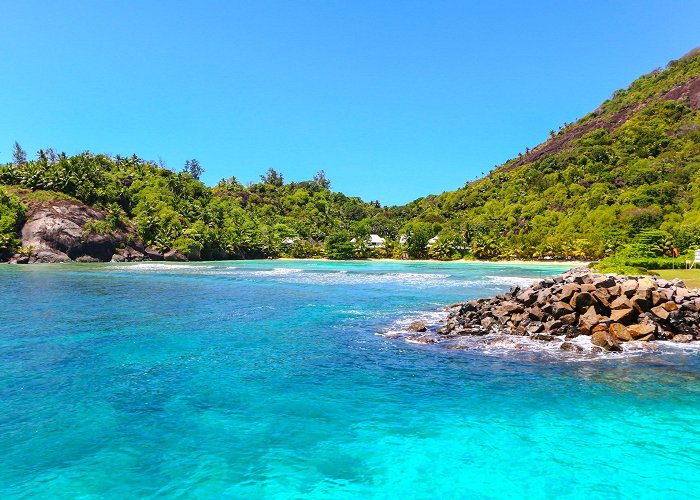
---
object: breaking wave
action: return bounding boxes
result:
[379,310,700,362]
[105,263,542,292]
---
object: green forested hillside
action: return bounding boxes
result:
[401,48,700,262]
[1,48,699,262]
[0,156,397,260]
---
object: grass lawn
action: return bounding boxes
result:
[653,269,700,289]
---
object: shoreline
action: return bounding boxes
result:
[278,257,590,267]
[2,257,590,268]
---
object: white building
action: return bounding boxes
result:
[368,234,385,248]
[351,234,386,248]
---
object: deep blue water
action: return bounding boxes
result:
[1,260,699,498]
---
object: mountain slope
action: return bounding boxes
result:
[401,48,700,260]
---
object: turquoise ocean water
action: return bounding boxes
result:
[1,260,699,498]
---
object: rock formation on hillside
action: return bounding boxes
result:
[13,199,158,263]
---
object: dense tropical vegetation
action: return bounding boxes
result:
[1,48,699,264]
[396,48,700,266]
[0,151,399,260]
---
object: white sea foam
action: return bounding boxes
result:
[247,267,303,276]
[652,340,700,353]
[379,309,451,338]
[379,307,700,362]
[105,263,545,294]
[294,271,536,289]
[108,263,221,272]
[485,276,539,288]
[235,269,457,287]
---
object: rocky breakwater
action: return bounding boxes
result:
[432,270,700,353]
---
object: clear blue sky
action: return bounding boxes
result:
[1,1,699,205]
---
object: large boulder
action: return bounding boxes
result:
[528,306,546,322]
[683,298,700,312]
[650,305,671,321]
[551,301,574,319]
[610,296,631,310]
[560,342,585,352]
[559,313,577,325]
[20,199,139,262]
[609,323,632,342]
[579,306,601,334]
[592,288,611,307]
[620,280,639,297]
[164,249,188,261]
[610,307,636,325]
[592,276,617,288]
[674,287,695,301]
[407,321,428,333]
[144,245,164,261]
[527,321,545,334]
[516,289,538,306]
[558,283,580,302]
[671,334,693,343]
[637,277,657,290]
[630,295,651,313]
[667,311,697,337]
[570,292,594,312]
[627,323,656,340]
[111,246,146,262]
[497,301,525,316]
[481,316,497,330]
[591,330,622,352]
[651,291,666,306]
[662,301,679,312]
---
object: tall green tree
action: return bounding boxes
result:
[183,159,204,180]
[12,142,26,166]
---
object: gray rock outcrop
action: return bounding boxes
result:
[18,199,146,263]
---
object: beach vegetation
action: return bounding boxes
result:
[324,231,355,259]
[0,187,25,255]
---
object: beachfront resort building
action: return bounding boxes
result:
[368,234,386,248]
[351,234,386,248]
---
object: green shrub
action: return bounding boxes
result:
[0,187,26,255]
[82,219,115,237]
[595,254,688,272]
[324,231,355,259]
[287,240,321,258]
[592,262,653,275]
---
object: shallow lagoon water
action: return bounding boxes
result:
[1,260,699,498]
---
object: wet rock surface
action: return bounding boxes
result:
[403,269,700,354]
